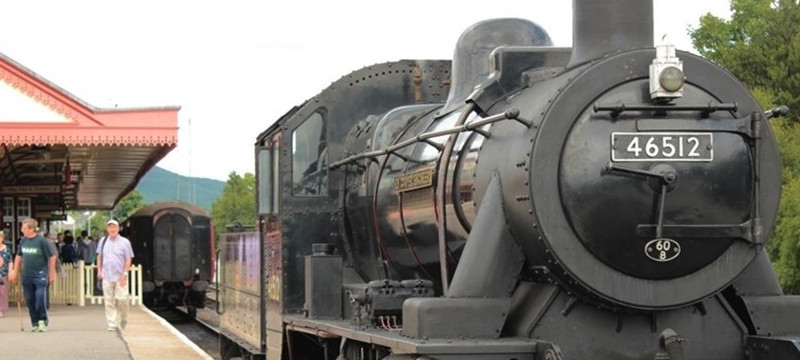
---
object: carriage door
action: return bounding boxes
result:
[153,210,192,281]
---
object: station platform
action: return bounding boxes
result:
[0,303,213,360]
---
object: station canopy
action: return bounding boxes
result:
[0,52,179,213]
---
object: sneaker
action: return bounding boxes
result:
[37,320,47,332]
[107,326,117,332]
[30,324,38,332]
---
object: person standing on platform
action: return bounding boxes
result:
[77,230,96,265]
[55,232,64,252]
[8,218,57,332]
[60,231,77,266]
[0,232,12,317]
[97,219,134,332]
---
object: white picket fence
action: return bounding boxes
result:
[9,261,143,307]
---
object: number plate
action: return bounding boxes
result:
[611,132,713,162]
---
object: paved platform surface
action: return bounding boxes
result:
[0,302,213,360]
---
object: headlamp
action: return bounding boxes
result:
[649,44,684,101]
[659,66,684,92]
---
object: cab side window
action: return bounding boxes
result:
[257,147,273,214]
[292,112,327,196]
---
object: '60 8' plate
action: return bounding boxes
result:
[611,132,713,162]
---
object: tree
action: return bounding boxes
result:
[691,0,800,293]
[87,213,110,239]
[66,190,147,239]
[691,0,800,117]
[113,190,146,221]
[774,174,800,293]
[211,172,256,242]
[62,210,106,238]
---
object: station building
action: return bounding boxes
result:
[0,52,178,245]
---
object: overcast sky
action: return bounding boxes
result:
[0,0,731,181]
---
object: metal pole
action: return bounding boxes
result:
[86,211,96,236]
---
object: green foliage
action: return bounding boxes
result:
[768,120,800,268]
[87,213,111,239]
[210,172,256,242]
[66,191,145,239]
[691,0,800,117]
[112,190,145,221]
[774,174,800,293]
[691,0,800,293]
[773,119,800,177]
[63,210,110,240]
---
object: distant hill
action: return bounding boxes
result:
[136,166,225,211]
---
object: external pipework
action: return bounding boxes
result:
[328,108,525,169]
[655,328,686,360]
[569,0,653,66]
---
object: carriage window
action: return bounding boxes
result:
[257,148,273,214]
[292,112,327,196]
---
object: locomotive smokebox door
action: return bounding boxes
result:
[520,49,782,310]
[305,243,342,318]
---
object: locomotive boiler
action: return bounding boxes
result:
[217,1,800,359]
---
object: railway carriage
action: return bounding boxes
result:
[122,201,214,315]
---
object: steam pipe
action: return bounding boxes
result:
[656,328,686,360]
[328,109,522,169]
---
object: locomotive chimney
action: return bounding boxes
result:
[569,0,653,66]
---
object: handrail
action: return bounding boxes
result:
[328,108,525,169]
[215,248,223,315]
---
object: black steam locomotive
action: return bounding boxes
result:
[217,1,800,359]
[122,202,214,316]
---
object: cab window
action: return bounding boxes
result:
[292,112,327,196]
[257,147,273,214]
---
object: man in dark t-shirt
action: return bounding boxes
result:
[8,218,56,332]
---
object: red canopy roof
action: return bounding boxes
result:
[0,52,179,211]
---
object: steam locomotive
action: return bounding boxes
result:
[217,1,800,359]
